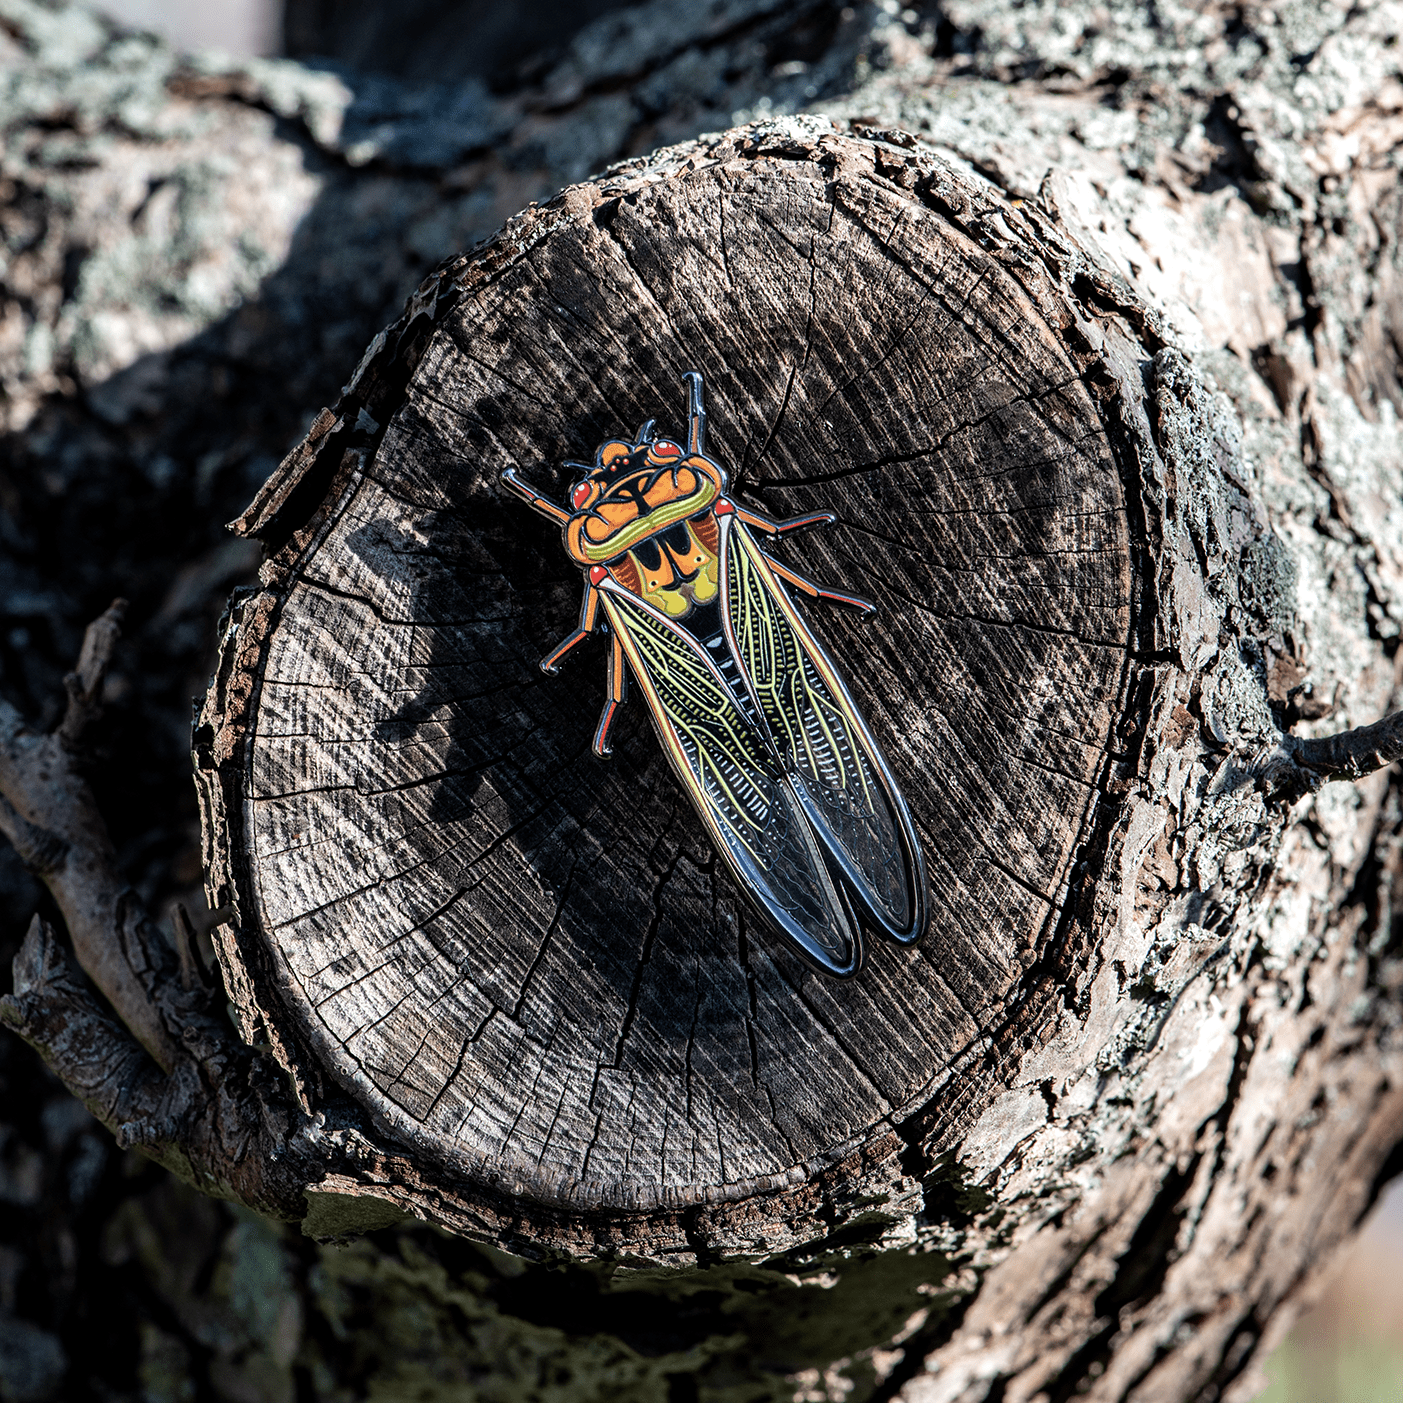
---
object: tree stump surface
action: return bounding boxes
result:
[198,125,1144,1241]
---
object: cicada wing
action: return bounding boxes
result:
[600,587,862,977]
[723,520,928,945]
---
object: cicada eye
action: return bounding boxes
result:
[652,440,682,459]
[571,481,592,509]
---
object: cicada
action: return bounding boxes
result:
[501,373,927,977]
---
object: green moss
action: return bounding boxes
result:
[302,1190,415,1239]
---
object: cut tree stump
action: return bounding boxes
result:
[196,122,1151,1252]
[5,1,1403,1394]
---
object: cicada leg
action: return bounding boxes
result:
[761,553,877,615]
[501,466,569,524]
[541,584,600,673]
[593,632,628,757]
[734,504,837,537]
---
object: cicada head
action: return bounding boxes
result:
[563,422,726,567]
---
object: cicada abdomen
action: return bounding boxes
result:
[501,374,927,977]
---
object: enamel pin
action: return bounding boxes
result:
[502,373,928,977]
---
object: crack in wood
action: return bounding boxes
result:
[609,845,684,1070]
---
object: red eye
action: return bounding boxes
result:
[571,482,592,508]
[652,440,681,458]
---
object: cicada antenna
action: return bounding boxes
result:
[634,418,657,445]
[683,371,706,456]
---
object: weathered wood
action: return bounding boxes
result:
[194,121,1150,1242]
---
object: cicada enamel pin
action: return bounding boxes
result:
[502,373,928,977]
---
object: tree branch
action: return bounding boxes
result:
[1258,708,1403,803]
[0,603,311,1215]
[0,911,309,1219]
[0,608,401,1227]
[58,598,126,750]
[0,600,181,1070]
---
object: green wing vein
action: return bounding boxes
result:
[726,526,915,936]
[604,590,856,971]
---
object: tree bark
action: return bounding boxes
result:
[1,3,1401,1402]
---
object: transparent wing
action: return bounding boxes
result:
[601,588,861,976]
[724,521,927,943]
